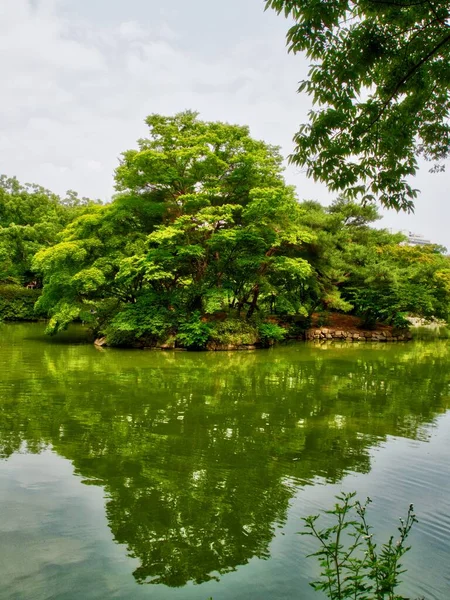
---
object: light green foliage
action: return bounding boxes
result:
[303,492,418,599]
[267,1,450,211]
[258,322,287,345]
[0,176,97,284]
[33,202,149,334]
[115,111,284,208]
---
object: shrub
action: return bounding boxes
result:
[258,322,286,346]
[176,312,212,350]
[105,293,175,347]
[209,318,259,346]
[0,284,42,321]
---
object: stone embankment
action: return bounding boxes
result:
[305,327,412,342]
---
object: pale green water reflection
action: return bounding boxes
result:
[0,324,449,599]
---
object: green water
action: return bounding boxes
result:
[1,324,449,600]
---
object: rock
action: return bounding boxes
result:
[304,324,414,345]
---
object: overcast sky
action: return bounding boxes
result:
[1,0,449,247]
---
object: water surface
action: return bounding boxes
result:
[0,324,449,599]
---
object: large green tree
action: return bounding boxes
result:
[34,112,325,342]
[266,0,450,211]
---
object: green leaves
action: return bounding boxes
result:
[302,492,418,600]
[115,111,285,215]
[32,112,319,344]
[267,0,450,210]
[342,243,450,327]
[176,312,213,349]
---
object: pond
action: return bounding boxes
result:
[0,323,449,600]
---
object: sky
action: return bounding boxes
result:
[1,0,449,247]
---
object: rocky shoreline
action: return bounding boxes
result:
[94,324,412,350]
[305,327,412,343]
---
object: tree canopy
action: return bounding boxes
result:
[266,0,450,211]
[32,112,320,342]
[0,175,96,284]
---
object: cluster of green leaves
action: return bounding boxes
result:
[0,176,97,284]
[303,492,418,599]
[0,284,42,321]
[342,242,450,328]
[267,0,450,210]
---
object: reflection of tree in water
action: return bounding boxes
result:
[0,326,449,586]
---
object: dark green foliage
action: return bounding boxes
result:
[0,285,41,321]
[267,0,450,210]
[105,293,175,347]
[315,311,330,328]
[303,492,418,599]
[342,244,450,328]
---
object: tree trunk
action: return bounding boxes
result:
[246,285,260,319]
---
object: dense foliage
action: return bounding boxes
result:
[266,0,450,211]
[0,284,41,321]
[1,112,449,343]
[0,175,96,285]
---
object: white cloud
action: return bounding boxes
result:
[118,20,146,40]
